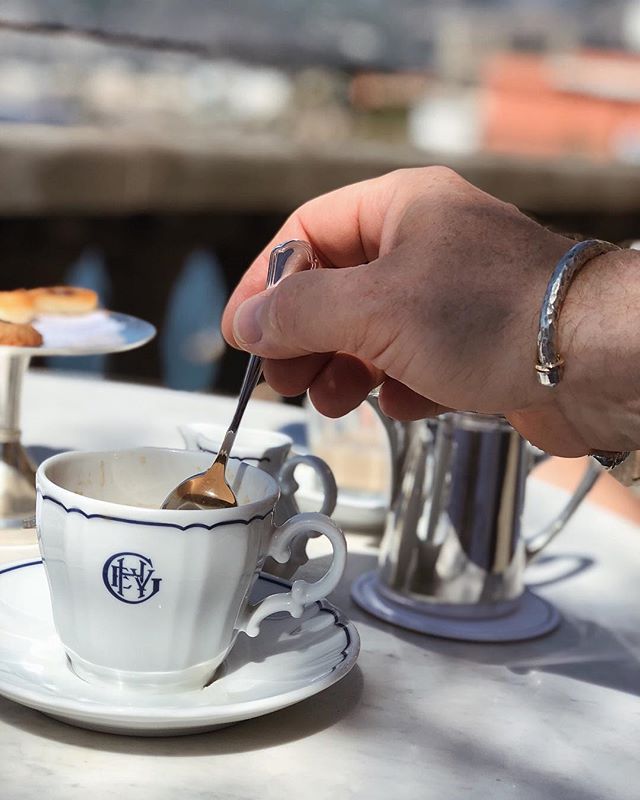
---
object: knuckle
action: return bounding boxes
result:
[422,167,470,200]
[392,167,471,219]
[426,164,463,183]
[388,165,470,200]
[407,165,465,191]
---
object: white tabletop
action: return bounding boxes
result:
[2,370,640,800]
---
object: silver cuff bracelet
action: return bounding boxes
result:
[536,238,621,388]
[535,238,633,474]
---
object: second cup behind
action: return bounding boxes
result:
[180,423,338,576]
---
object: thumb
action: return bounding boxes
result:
[232,264,389,361]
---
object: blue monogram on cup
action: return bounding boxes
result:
[102,552,162,604]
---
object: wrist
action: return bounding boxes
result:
[556,247,640,451]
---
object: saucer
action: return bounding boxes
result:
[0,560,359,736]
[293,462,387,533]
[352,571,560,643]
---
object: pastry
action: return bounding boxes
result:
[0,321,43,347]
[0,290,35,324]
[30,286,98,315]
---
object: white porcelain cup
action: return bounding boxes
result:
[35,447,347,693]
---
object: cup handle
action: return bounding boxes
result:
[524,451,600,561]
[238,512,347,638]
[277,454,338,517]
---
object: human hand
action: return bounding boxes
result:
[222,167,640,456]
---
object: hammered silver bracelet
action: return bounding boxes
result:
[535,238,630,471]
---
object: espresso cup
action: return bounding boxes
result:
[35,447,347,693]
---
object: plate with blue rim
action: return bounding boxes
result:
[0,559,359,736]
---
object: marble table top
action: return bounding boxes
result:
[1,371,639,800]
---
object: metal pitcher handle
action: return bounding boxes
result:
[366,391,410,502]
[524,450,600,561]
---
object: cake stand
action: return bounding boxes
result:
[0,311,155,530]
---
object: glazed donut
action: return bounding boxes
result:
[0,290,35,324]
[0,321,43,347]
[30,286,98,315]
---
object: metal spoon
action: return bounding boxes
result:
[162,239,318,511]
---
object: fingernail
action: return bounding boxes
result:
[233,294,266,346]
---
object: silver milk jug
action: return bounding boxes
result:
[359,401,600,627]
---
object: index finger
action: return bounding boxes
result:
[221,174,391,347]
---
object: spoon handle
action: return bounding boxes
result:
[217,353,262,461]
[216,240,319,463]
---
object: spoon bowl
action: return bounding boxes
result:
[161,461,236,511]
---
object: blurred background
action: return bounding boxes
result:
[0,0,639,394]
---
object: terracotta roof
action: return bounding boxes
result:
[482,51,640,160]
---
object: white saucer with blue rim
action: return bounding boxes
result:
[0,560,359,736]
